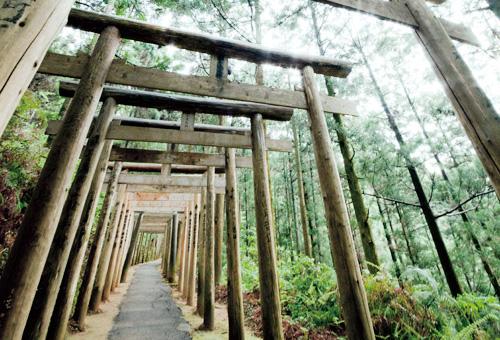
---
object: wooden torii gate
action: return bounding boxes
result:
[314,0,500,197]
[0,6,378,340]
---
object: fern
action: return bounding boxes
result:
[450,312,499,340]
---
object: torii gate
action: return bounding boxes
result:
[314,0,500,197]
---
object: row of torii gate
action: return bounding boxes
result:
[0,1,498,340]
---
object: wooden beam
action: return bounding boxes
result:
[129,201,190,209]
[67,9,351,77]
[110,147,253,168]
[110,163,227,174]
[38,53,357,115]
[47,118,292,151]
[130,193,194,201]
[134,207,185,213]
[119,184,225,194]
[0,0,74,137]
[107,125,293,152]
[46,117,250,136]
[313,0,478,45]
[110,174,226,188]
[60,81,294,121]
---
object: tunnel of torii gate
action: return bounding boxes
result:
[0,1,498,340]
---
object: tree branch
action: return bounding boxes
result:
[363,192,421,208]
[435,189,495,218]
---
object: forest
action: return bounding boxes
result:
[0,0,499,339]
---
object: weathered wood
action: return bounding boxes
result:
[129,200,190,209]
[313,0,478,45]
[187,196,200,306]
[108,173,226,188]
[167,215,179,282]
[107,124,293,152]
[47,117,251,136]
[104,201,129,299]
[302,66,374,339]
[214,194,225,285]
[112,210,131,288]
[60,81,294,121]
[73,161,122,330]
[177,211,189,293]
[122,184,226,194]
[196,189,207,315]
[90,184,127,311]
[130,192,194,202]
[182,205,194,297]
[405,0,500,198]
[203,167,216,330]
[175,219,186,282]
[23,98,117,340]
[162,219,172,277]
[116,212,134,285]
[122,213,143,282]
[251,114,284,340]
[0,0,74,136]
[0,26,120,340]
[48,140,113,340]
[110,146,253,168]
[39,53,357,115]
[67,9,351,77]
[225,148,245,340]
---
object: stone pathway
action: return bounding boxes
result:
[108,260,191,340]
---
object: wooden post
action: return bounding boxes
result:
[214,193,225,285]
[183,207,194,295]
[132,232,143,265]
[196,188,207,316]
[46,141,114,340]
[73,161,122,329]
[23,97,117,339]
[122,213,143,282]
[175,219,186,283]
[0,26,120,340]
[251,114,283,340]
[90,183,127,311]
[0,0,74,136]
[302,66,374,340]
[178,211,189,292]
[113,210,132,288]
[403,0,500,197]
[162,218,172,277]
[225,148,245,340]
[187,195,200,306]
[203,167,216,330]
[104,200,129,299]
[292,120,313,257]
[167,214,179,282]
[116,211,134,286]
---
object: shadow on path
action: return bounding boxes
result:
[108,260,191,340]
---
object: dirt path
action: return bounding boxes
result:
[108,260,191,340]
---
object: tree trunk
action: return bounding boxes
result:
[0,0,74,136]
[0,26,120,340]
[376,199,401,279]
[357,42,463,297]
[225,148,245,340]
[302,66,375,340]
[251,114,284,340]
[309,1,380,273]
[73,161,123,330]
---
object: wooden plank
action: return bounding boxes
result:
[109,174,226,188]
[0,0,74,137]
[46,118,250,137]
[60,81,294,121]
[130,193,194,201]
[38,53,357,115]
[134,206,185,213]
[129,201,189,209]
[106,125,293,152]
[110,147,253,168]
[67,9,351,77]
[313,0,479,46]
[110,163,226,174]
[118,184,225,194]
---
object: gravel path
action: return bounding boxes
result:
[108,260,191,340]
